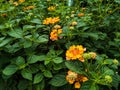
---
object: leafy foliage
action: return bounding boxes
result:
[0,0,120,90]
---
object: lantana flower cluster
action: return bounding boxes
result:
[43,17,60,25]
[48,6,56,11]
[66,70,88,89]
[66,45,97,62]
[9,0,25,6]
[23,6,35,11]
[66,45,86,62]
[50,25,62,41]
[65,45,97,89]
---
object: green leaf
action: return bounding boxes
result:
[79,81,91,90]
[44,60,51,65]
[103,59,113,65]
[0,25,6,30]
[3,65,18,76]
[33,73,44,84]
[16,56,25,66]
[17,80,28,90]
[49,74,67,87]
[30,19,41,24]
[23,40,32,48]
[35,80,45,90]
[65,61,84,74]
[16,56,26,69]
[82,32,99,40]
[27,55,45,64]
[115,0,120,4]
[77,22,86,28]
[36,35,48,43]
[0,38,12,47]
[112,73,120,89]
[43,70,53,78]
[21,69,32,81]
[90,85,97,90]
[8,28,23,38]
[23,25,35,31]
[27,64,39,74]
[104,68,114,75]
[53,57,63,64]
[53,64,63,70]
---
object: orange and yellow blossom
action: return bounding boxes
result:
[1,13,7,17]
[23,6,35,11]
[77,74,88,82]
[19,0,25,3]
[78,13,84,17]
[66,45,86,62]
[66,70,88,89]
[50,29,62,41]
[43,17,60,25]
[48,6,56,11]
[66,70,78,84]
[74,82,81,88]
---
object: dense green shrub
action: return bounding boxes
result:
[0,0,120,90]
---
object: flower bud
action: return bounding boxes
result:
[71,11,75,14]
[89,52,96,59]
[71,21,77,26]
[113,59,119,65]
[66,16,70,19]
[78,13,84,17]
[83,53,91,59]
[74,82,81,89]
[105,75,112,83]
[53,25,61,29]
[69,26,74,30]
[71,14,74,17]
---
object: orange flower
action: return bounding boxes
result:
[52,17,60,24]
[78,57,85,62]
[82,76,88,82]
[50,29,62,41]
[19,0,25,3]
[1,13,7,17]
[78,13,84,17]
[43,17,60,25]
[48,6,56,11]
[74,82,81,88]
[66,70,88,89]
[77,74,88,82]
[66,45,85,61]
[23,6,35,11]
[66,70,78,84]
